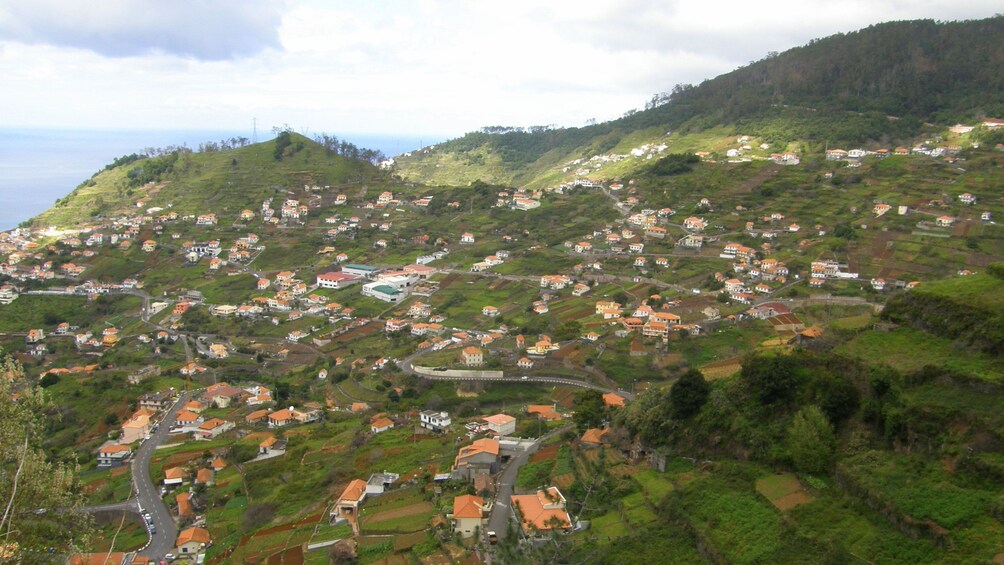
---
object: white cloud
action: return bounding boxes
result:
[0,0,1000,137]
[0,0,284,60]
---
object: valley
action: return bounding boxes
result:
[3,16,1004,565]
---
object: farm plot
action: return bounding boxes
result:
[359,489,436,534]
[756,473,814,511]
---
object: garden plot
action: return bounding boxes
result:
[756,473,814,511]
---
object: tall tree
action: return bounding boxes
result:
[0,348,92,559]
[572,390,606,431]
[741,353,800,405]
[669,369,710,419]
[788,405,836,474]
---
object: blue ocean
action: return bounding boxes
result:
[0,128,440,232]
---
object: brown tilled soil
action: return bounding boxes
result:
[553,473,576,489]
[333,321,381,342]
[771,491,813,511]
[530,444,559,463]
[162,451,204,467]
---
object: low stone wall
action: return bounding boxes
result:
[411,366,504,379]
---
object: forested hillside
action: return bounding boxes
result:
[396,16,1004,187]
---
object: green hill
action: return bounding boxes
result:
[32,133,382,228]
[395,16,1004,187]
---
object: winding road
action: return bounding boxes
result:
[77,391,192,560]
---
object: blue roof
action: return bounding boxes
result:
[344,264,377,271]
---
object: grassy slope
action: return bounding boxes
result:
[32,134,379,228]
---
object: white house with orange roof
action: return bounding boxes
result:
[121,413,150,443]
[482,414,516,436]
[331,478,368,531]
[450,494,486,538]
[683,217,707,231]
[97,444,132,467]
[267,408,295,428]
[197,418,234,439]
[510,487,572,538]
[461,346,484,366]
[163,467,187,486]
[371,416,395,434]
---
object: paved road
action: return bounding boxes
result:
[399,353,634,401]
[486,424,574,543]
[134,391,192,560]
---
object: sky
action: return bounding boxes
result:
[1,1,1001,139]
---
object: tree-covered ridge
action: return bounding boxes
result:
[615,16,1004,139]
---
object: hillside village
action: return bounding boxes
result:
[2,113,1004,564]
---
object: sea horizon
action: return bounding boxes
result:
[0,127,445,232]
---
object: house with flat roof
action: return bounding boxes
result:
[420,410,452,432]
[97,444,132,467]
[361,281,408,302]
[366,471,400,495]
[341,264,380,278]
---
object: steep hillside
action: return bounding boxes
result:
[604,271,1004,563]
[32,133,382,228]
[881,265,1004,356]
[395,16,1004,187]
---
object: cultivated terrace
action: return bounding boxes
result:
[3,118,1004,564]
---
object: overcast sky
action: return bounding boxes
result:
[1,1,1000,138]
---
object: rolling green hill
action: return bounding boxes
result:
[31,133,382,228]
[394,16,1004,188]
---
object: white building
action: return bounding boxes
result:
[361,281,408,303]
[420,410,452,432]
